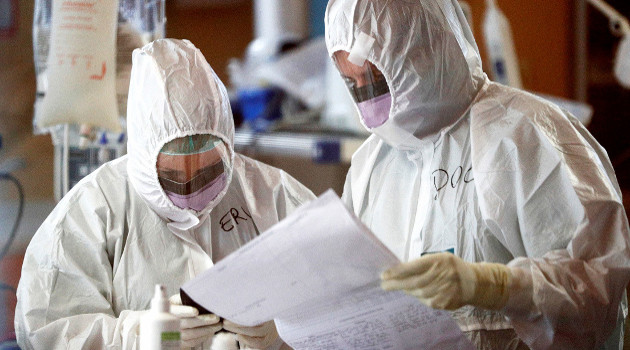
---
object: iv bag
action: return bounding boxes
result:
[36,0,120,132]
[32,0,165,135]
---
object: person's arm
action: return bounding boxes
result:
[382,104,630,349]
[473,108,630,349]
[15,191,143,349]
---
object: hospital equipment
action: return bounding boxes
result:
[52,125,126,201]
[33,0,165,200]
[33,0,165,133]
[587,0,630,88]
[228,0,309,132]
[34,0,120,132]
[0,154,25,347]
[483,0,523,88]
[0,145,26,272]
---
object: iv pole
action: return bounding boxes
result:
[587,0,630,89]
[587,0,630,36]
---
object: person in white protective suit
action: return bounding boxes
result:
[326,0,630,349]
[15,39,314,350]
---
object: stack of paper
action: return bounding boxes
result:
[182,190,473,349]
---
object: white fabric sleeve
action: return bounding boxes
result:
[472,103,630,349]
[14,191,144,350]
[341,164,354,211]
[276,170,317,215]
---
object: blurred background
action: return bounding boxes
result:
[1,0,629,347]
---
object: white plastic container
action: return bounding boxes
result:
[615,34,630,89]
[483,0,523,88]
[139,285,181,350]
[253,0,308,41]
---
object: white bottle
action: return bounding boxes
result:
[483,0,523,89]
[139,285,181,350]
[97,132,111,165]
[615,34,630,89]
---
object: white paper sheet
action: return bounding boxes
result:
[181,190,473,350]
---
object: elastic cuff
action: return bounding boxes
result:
[471,262,511,310]
[503,266,534,316]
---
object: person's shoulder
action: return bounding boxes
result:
[471,83,578,147]
[29,156,132,248]
[233,153,279,173]
[231,153,303,189]
[347,134,395,176]
[93,155,129,181]
[350,134,389,162]
[473,83,570,128]
[60,155,131,207]
[232,153,312,188]
[230,152,315,203]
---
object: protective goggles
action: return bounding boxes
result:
[158,161,225,196]
[157,135,230,196]
[332,50,390,103]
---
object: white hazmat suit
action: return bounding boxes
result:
[15,39,315,349]
[325,0,630,349]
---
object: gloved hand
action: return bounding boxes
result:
[169,293,223,348]
[381,253,512,311]
[222,319,282,350]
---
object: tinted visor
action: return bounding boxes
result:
[158,161,224,195]
[332,50,390,103]
[157,135,230,196]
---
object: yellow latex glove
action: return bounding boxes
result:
[381,253,511,311]
[222,319,281,350]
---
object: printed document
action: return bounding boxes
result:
[182,190,473,349]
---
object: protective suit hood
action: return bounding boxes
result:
[127,39,235,231]
[325,0,485,151]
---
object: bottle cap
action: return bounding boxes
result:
[99,132,108,146]
[151,284,170,313]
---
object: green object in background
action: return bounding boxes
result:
[161,332,181,341]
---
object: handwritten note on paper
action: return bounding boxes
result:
[181,190,473,350]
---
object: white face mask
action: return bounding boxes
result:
[356,92,392,129]
[164,173,227,211]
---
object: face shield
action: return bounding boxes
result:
[157,134,230,211]
[332,50,392,129]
